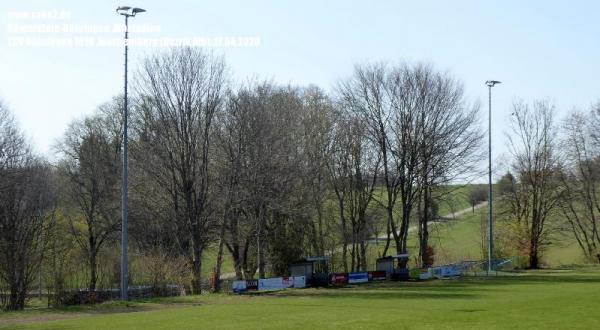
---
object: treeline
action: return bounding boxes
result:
[2,46,599,311]
[494,100,600,269]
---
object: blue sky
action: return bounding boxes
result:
[1,0,599,180]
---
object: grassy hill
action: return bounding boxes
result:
[174,184,587,279]
[365,199,587,268]
[203,184,479,277]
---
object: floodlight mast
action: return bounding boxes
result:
[485,80,501,276]
[116,5,145,301]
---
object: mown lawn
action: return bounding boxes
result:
[2,268,599,329]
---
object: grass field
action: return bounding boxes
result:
[4,185,592,329]
[2,268,599,329]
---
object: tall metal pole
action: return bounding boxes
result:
[487,85,493,275]
[121,14,129,301]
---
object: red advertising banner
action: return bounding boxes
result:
[330,273,348,285]
[368,271,387,281]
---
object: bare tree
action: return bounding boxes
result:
[327,111,380,271]
[56,102,122,291]
[217,82,310,278]
[0,102,54,310]
[134,47,227,293]
[338,62,482,268]
[337,63,407,261]
[299,86,335,258]
[214,86,251,280]
[558,109,600,262]
[391,64,482,268]
[505,99,562,268]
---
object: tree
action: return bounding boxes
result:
[298,86,335,258]
[0,102,54,310]
[401,65,482,268]
[469,186,488,212]
[327,112,380,272]
[134,47,227,293]
[56,102,122,291]
[505,100,562,269]
[337,63,415,263]
[214,85,252,280]
[216,82,311,279]
[558,109,600,263]
[338,62,482,268]
[496,172,516,197]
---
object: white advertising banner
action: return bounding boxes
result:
[258,277,284,291]
[232,280,247,293]
[237,276,307,293]
[292,276,306,288]
[282,276,293,288]
[429,265,461,279]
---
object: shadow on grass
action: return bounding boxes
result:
[0,300,205,330]
[271,287,477,301]
[260,271,600,301]
[7,325,81,330]
[3,269,599,329]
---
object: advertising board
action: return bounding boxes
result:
[330,273,348,285]
[368,270,387,281]
[348,272,369,284]
[232,280,246,293]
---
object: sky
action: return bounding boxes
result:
[1,0,600,181]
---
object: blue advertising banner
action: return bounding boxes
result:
[348,272,369,284]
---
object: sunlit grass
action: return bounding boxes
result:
[2,268,599,329]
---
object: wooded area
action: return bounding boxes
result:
[1,47,599,311]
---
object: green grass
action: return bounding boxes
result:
[360,203,486,269]
[362,198,589,269]
[369,184,473,217]
[327,184,478,270]
[2,268,600,329]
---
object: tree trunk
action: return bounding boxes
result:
[257,205,265,279]
[397,201,411,269]
[340,206,348,273]
[89,249,97,291]
[529,250,539,269]
[191,245,203,294]
[360,241,367,271]
[419,187,431,268]
[529,238,539,269]
[8,280,24,310]
[350,240,356,272]
[232,251,243,279]
[213,219,226,292]
[317,204,325,256]
[382,216,391,257]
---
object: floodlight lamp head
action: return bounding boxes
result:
[486,80,501,87]
[116,6,131,13]
[132,8,146,16]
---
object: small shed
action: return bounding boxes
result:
[290,260,313,279]
[376,254,409,281]
[289,256,330,287]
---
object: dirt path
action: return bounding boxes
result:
[365,201,488,244]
